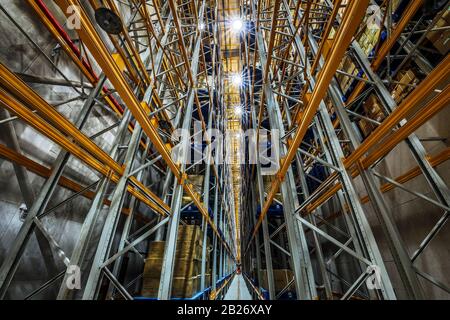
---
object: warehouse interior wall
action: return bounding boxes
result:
[0,0,448,301]
[0,0,149,299]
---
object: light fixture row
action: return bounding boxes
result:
[198,17,245,32]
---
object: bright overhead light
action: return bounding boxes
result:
[231,73,243,86]
[199,22,205,30]
[234,105,243,116]
[230,18,244,32]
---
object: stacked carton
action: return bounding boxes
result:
[141,225,210,298]
[358,26,380,56]
[358,94,386,137]
[391,69,418,104]
[363,95,385,121]
[426,10,449,55]
[337,56,358,94]
[358,9,381,55]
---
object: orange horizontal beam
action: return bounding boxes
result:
[360,147,450,204]
[0,89,169,216]
[361,85,449,169]
[344,55,450,169]
[0,62,169,214]
[307,146,450,213]
[250,0,369,246]
[27,0,170,145]
[53,0,231,253]
[0,144,130,216]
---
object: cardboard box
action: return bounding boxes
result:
[337,56,357,93]
[142,276,200,298]
[143,257,201,279]
[426,10,449,55]
[362,94,385,119]
[391,69,418,104]
[141,225,209,298]
[177,224,204,244]
[359,119,375,137]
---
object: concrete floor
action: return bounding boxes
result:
[224,275,252,300]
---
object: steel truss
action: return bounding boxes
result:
[240,0,449,300]
[0,0,234,300]
[0,0,448,301]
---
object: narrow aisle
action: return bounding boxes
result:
[224,275,253,300]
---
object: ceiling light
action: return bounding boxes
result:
[231,73,243,86]
[234,106,243,116]
[230,18,244,32]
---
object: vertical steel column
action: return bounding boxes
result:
[211,169,220,292]
[251,105,276,299]
[104,167,145,299]
[200,105,214,291]
[312,1,448,296]
[296,157,334,299]
[282,0,396,299]
[211,95,223,294]
[250,187,263,287]
[321,40,445,299]
[81,9,182,295]
[219,204,224,279]
[56,104,133,300]
[157,0,206,300]
[277,68,334,299]
[0,109,36,208]
[101,8,182,297]
[82,121,144,300]
[251,0,317,299]
[57,6,174,296]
